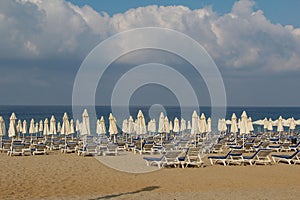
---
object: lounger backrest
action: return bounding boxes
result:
[256,149,271,158]
[13,144,24,151]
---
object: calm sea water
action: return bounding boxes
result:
[0,106,300,134]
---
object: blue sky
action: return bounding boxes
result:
[0,0,300,106]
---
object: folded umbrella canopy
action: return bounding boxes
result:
[60,112,70,135]
[173,117,180,133]
[0,116,6,138]
[191,110,199,135]
[80,109,90,136]
[230,113,238,133]
[43,118,49,136]
[49,115,57,136]
[8,113,17,138]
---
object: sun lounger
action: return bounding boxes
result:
[242,149,272,165]
[102,144,118,156]
[135,143,154,155]
[210,143,223,153]
[162,150,185,168]
[182,147,204,168]
[8,144,24,156]
[78,144,98,156]
[33,144,47,155]
[22,143,32,156]
[143,150,184,168]
[61,142,77,153]
[290,142,300,151]
[1,143,11,153]
[208,150,243,166]
[143,155,165,168]
[279,142,292,152]
[272,150,300,164]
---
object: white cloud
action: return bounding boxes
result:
[0,0,300,72]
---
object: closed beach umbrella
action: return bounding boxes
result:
[122,119,128,133]
[199,113,207,133]
[263,118,268,130]
[49,115,57,136]
[152,119,156,133]
[35,123,39,134]
[277,116,284,132]
[180,118,186,132]
[8,113,17,138]
[207,117,212,133]
[267,118,273,131]
[217,119,222,132]
[0,116,6,138]
[43,118,49,136]
[22,120,27,135]
[289,117,296,130]
[164,116,170,134]
[240,111,249,135]
[60,112,70,135]
[221,118,227,132]
[39,120,43,133]
[99,116,106,135]
[173,117,180,133]
[57,122,61,133]
[169,121,173,132]
[191,111,199,135]
[96,119,101,135]
[109,113,118,142]
[17,119,22,134]
[136,110,146,135]
[127,116,134,135]
[69,119,75,135]
[29,119,35,138]
[230,113,238,133]
[158,112,165,133]
[187,120,192,130]
[248,117,254,132]
[81,109,90,136]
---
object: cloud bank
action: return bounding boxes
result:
[0,0,300,72]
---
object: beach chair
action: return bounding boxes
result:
[210,143,223,153]
[208,150,243,166]
[161,150,184,168]
[182,147,204,168]
[79,144,98,156]
[102,144,118,156]
[8,144,24,156]
[268,144,282,152]
[61,142,77,154]
[117,141,126,151]
[33,144,47,155]
[290,142,300,151]
[272,150,300,165]
[279,142,292,152]
[22,143,32,156]
[135,143,154,155]
[244,143,254,152]
[1,143,11,153]
[143,155,165,168]
[242,149,272,165]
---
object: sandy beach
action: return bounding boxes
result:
[1,151,299,200]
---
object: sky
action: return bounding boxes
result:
[0,0,300,106]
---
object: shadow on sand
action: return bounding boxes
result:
[90,186,160,199]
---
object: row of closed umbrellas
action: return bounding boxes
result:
[218,111,298,134]
[1,109,297,138]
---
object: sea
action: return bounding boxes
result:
[1,106,300,135]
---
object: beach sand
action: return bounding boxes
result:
[0,151,299,200]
